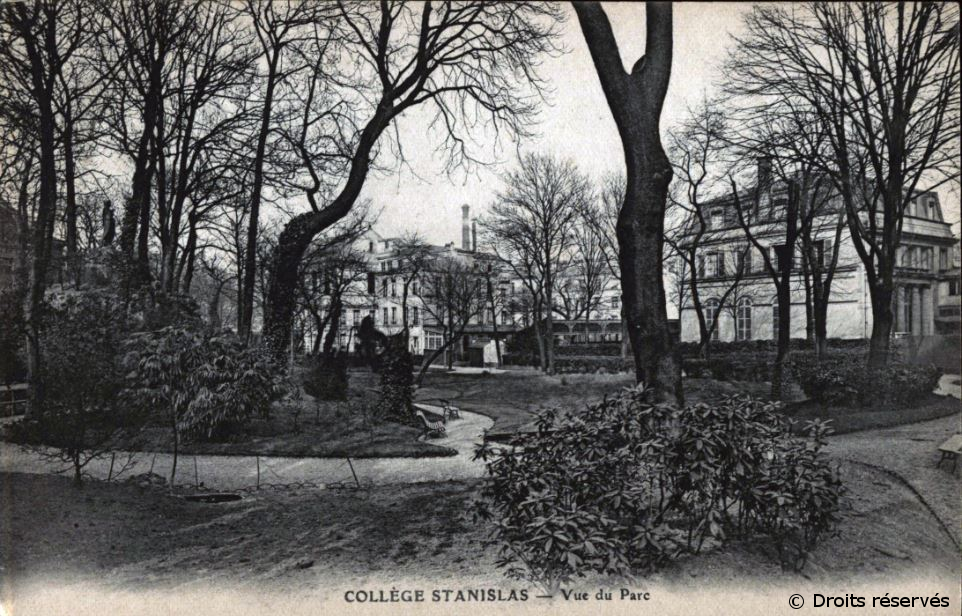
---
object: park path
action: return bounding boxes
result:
[825,373,961,546]
[0,404,493,491]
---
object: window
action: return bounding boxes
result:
[382,307,389,325]
[704,252,719,277]
[921,247,933,271]
[412,306,420,325]
[411,336,420,353]
[425,333,444,350]
[411,279,419,296]
[352,309,360,325]
[697,255,706,278]
[704,298,720,341]
[710,208,724,230]
[940,248,949,270]
[368,241,374,253]
[771,297,779,339]
[390,307,397,325]
[736,297,753,341]
[367,272,376,294]
[501,310,509,325]
[390,277,397,297]
[735,247,750,274]
[610,296,620,309]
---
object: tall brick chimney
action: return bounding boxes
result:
[461,204,471,251]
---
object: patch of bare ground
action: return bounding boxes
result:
[2,453,957,600]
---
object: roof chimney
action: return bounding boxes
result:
[471,220,478,252]
[461,204,471,250]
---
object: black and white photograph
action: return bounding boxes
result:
[0,1,959,614]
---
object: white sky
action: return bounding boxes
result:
[350,2,960,245]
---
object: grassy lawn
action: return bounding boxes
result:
[1,461,957,596]
[88,370,456,459]
[416,368,772,436]
[782,392,960,436]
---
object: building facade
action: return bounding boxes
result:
[677,176,959,344]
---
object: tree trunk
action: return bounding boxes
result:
[240,53,281,340]
[63,114,80,286]
[263,103,394,361]
[24,30,59,414]
[772,279,792,400]
[574,2,680,400]
[867,284,894,367]
[322,298,343,358]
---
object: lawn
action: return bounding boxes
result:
[416,368,773,437]
[29,369,457,459]
[782,392,961,435]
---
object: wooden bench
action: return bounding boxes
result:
[438,398,461,420]
[936,434,962,473]
[415,408,446,439]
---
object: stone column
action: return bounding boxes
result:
[894,285,904,332]
[911,286,922,336]
[921,285,935,336]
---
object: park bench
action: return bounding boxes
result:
[438,398,461,421]
[414,407,447,439]
[936,433,962,473]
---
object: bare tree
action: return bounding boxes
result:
[0,0,83,409]
[665,99,748,358]
[483,153,589,373]
[581,171,629,356]
[573,1,679,397]
[726,2,960,365]
[414,255,486,386]
[263,1,564,361]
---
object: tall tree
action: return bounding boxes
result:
[0,0,77,409]
[574,1,679,397]
[483,153,589,374]
[262,1,563,361]
[236,0,322,339]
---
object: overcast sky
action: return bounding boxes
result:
[352,2,960,245]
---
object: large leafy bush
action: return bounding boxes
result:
[123,327,283,442]
[475,387,843,591]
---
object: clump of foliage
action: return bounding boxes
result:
[122,326,283,487]
[0,286,27,385]
[377,333,414,421]
[793,356,941,407]
[475,386,843,592]
[6,289,145,485]
[303,353,349,402]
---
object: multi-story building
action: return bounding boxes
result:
[677,164,959,343]
[324,205,516,366]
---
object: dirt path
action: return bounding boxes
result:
[826,414,962,546]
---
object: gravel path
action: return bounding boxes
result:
[0,404,493,491]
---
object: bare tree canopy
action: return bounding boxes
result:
[725,1,960,365]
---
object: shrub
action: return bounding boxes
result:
[553,356,632,374]
[122,327,283,486]
[793,355,941,407]
[377,333,414,421]
[554,343,622,357]
[6,289,144,485]
[303,353,349,402]
[474,387,843,591]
